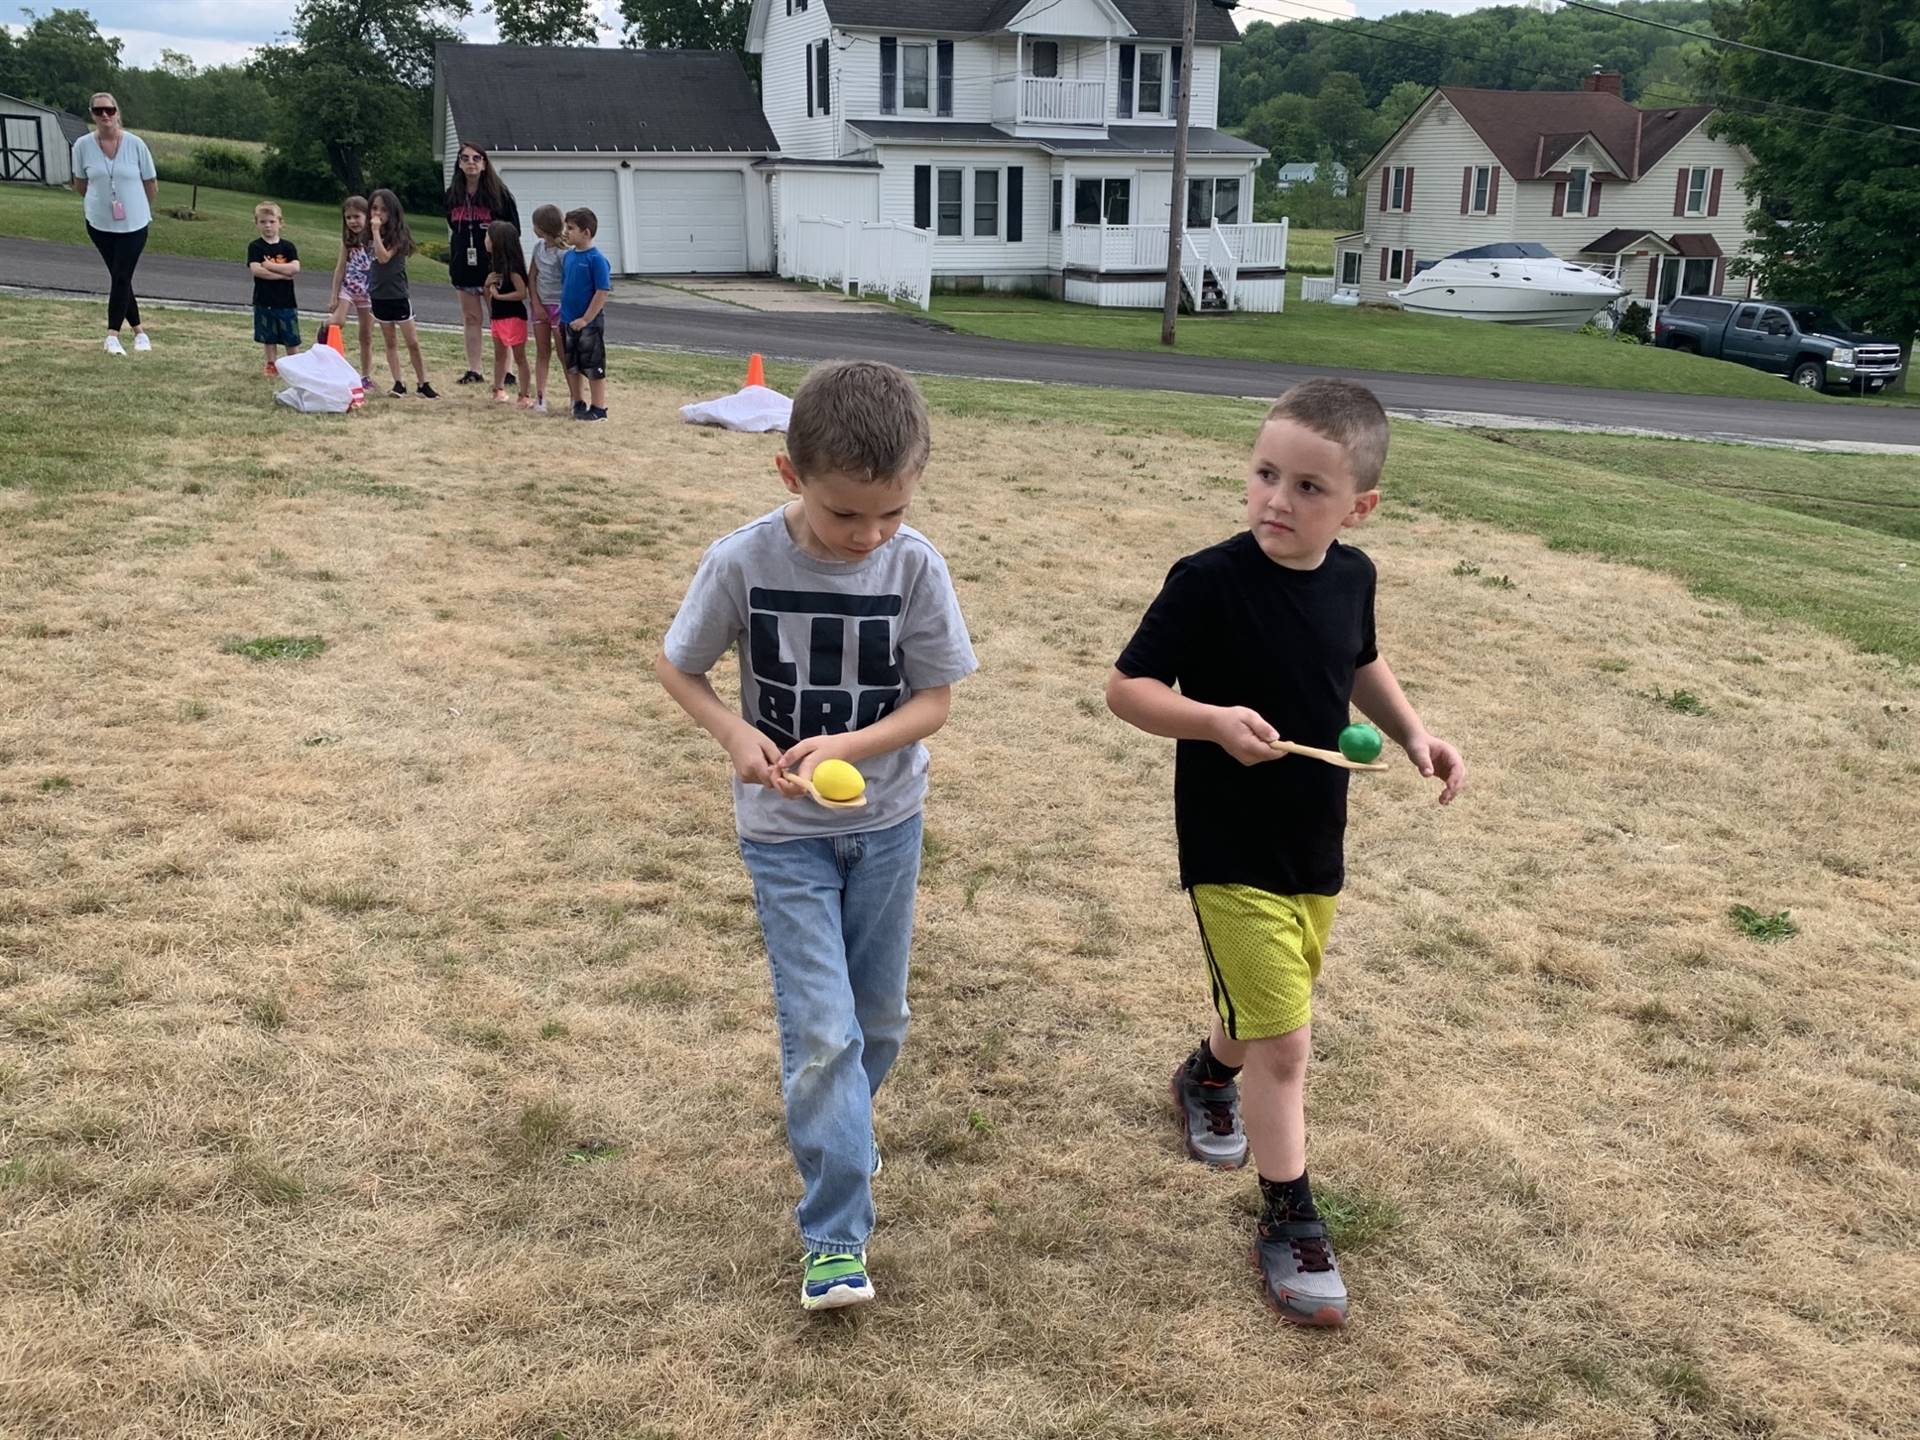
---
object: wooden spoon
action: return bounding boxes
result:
[1270,739,1390,773]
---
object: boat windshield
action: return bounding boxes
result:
[1442,242,1557,261]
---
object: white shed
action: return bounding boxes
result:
[1,92,86,187]
[431,45,780,277]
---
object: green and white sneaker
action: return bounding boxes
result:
[800,1250,874,1311]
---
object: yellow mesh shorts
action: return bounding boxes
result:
[1189,885,1338,1041]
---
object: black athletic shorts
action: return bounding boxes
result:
[371,296,412,324]
[562,318,606,379]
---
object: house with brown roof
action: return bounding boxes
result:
[1334,72,1757,316]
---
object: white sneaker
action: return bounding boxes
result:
[533,398,548,415]
[104,334,126,356]
[132,332,151,352]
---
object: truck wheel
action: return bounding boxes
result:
[1792,360,1827,391]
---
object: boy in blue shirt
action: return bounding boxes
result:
[559,208,611,422]
[1108,379,1466,1328]
[657,361,977,1311]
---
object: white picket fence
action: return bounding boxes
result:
[1300,276,1337,303]
[782,217,933,310]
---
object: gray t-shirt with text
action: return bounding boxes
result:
[663,508,977,843]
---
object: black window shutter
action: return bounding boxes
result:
[805,48,814,117]
[1006,166,1024,243]
[1171,45,1182,112]
[914,165,931,230]
[937,40,954,117]
[880,37,897,116]
[1051,178,1062,232]
[816,40,830,115]
[1118,45,1135,119]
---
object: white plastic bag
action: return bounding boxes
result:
[274,343,365,414]
[679,384,792,434]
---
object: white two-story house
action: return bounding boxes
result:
[1337,73,1758,315]
[748,0,1290,310]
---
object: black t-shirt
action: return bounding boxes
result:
[1115,532,1378,896]
[447,189,520,288]
[247,237,298,309]
[489,268,528,321]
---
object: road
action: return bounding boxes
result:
[7,235,1916,449]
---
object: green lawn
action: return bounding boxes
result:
[2,180,448,281]
[929,276,1870,404]
[139,130,268,168]
[3,295,1915,664]
[1281,226,1336,275]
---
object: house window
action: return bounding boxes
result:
[902,43,931,111]
[1340,250,1362,287]
[936,168,963,237]
[1137,49,1167,116]
[1389,165,1407,211]
[1186,178,1242,227]
[1685,167,1708,215]
[1032,40,1058,78]
[1073,176,1131,225]
[1387,248,1407,282]
[1658,255,1717,302]
[974,169,1001,237]
[1566,166,1589,217]
[1471,165,1491,214]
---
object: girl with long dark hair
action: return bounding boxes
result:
[446,143,521,385]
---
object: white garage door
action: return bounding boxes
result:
[636,170,747,274]
[495,165,622,273]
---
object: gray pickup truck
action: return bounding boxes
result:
[1654,296,1907,394]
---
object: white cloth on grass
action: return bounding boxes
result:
[274,343,365,414]
[679,383,792,433]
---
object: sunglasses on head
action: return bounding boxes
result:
[92,105,117,116]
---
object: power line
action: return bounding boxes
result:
[1556,0,1920,92]
[1641,84,1920,148]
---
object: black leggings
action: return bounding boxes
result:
[86,222,149,332]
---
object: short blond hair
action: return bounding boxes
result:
[1264,378,1390,491]
[787,360,931,484]
[253,201,283,222]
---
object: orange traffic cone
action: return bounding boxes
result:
[326,323,346,357]
[745,353,766,389]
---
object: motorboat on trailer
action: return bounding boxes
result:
[1388,242,1627,329]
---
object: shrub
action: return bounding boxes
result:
[1616,300,1652,344]
[191,142,261,189]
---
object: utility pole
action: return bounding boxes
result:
[1160,0,1199,346]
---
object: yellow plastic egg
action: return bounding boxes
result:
[812,759,866,802]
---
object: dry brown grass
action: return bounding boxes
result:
[2,306,1918,1439]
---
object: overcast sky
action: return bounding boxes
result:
[6,1,1507,70]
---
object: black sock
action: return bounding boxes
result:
[1259,1170,1317,1222]
[1192,1037,1241,1085]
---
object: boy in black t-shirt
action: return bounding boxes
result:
[1107,378,1466,1328]
[247,202,301,376]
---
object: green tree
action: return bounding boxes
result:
[1313,71,1380,175]
[253,0,471,198]
[617,0,751,50]
[0,28,25,99]
[12,6,122,113]
[1243,92,1318,167]
[1700,0,1920,388]
[1375,80,1431,140]
[493,0,601,45]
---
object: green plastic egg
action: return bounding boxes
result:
[1338,723,1384,764]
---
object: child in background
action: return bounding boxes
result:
[483,220,532,408]
[366,188,438,400]
[559,207,611,422]
[325,194,376,388]
[526,204,566,416]
[1106,379,1466,1329]
[247,202,301,376]
[656,361,977,1311]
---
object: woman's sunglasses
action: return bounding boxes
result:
[91,105,118,116]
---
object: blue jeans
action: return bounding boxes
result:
[739,812,922,1253]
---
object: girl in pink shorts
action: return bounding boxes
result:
[483,220,533,408]
[526,205,567,416]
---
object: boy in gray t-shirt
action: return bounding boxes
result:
[657,361,976,1313]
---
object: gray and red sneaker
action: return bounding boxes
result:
[1170,1054,1248,1169]
[1252,1215,1348,1327]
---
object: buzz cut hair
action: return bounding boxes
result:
[786,360,932,485]
[1264,378,1390,491]
[253,201,283,221]
[563,207,598,237]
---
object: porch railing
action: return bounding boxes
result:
[783,216,932,311]
[992,73,1105,126]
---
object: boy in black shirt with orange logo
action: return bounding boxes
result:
[1107,378,1466,1327]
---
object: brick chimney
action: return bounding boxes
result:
[1583,68,1624,96]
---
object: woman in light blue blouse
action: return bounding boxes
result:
[69,91,158,355]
